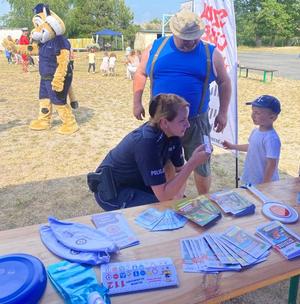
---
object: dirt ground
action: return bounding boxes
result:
[0,49,299,303]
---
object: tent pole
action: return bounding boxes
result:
[235,153,239,188]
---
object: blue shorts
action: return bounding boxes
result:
[95,187,158,211]
[39,75,72,105]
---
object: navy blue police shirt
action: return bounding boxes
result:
[97,123,184,192]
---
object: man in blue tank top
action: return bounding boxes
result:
[133,9,231,194]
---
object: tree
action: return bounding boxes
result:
[256,0,293,46]
[2,0,137,45]
[234,0,300,46]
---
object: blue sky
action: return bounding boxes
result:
[0,0,185,23]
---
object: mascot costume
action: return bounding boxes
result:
[30,3,79,135]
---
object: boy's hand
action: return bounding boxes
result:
[223,140,233,150]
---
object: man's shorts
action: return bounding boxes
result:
[181,112,212,177]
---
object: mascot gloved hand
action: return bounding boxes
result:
[30,3,79,135]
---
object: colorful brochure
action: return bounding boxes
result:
[256,221,300,260]
[135,208,187,231]
[173,196,221,227]
[100,257,179,294]
[210,190,255,217]
[180,226,272,273]
[92,212,139,249]
[221,225,271,259]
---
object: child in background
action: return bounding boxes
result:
[108,53,117,75]
[69,48,75,71]
[223,95,281,185]
[5,49,12,64]
[88,48,96,73]
[100,52,109,76]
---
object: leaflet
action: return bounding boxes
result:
[92,212,139,249]
[221,225,271,259]
[173,196,221,227]
[135,208,187,231]
[256,221,300,260]
[210,190,255,217]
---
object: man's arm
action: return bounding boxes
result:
[263,158,277,183]
[133,45,151,120]
[212,49,232,133]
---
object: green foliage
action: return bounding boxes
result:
[2,0,138,46]
[5,0,70,30]
[235,0,300,46]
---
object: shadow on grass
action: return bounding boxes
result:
[0,174,101,231]
[0,151,296,232]
[74,106,95,124]
[0,119,24,133]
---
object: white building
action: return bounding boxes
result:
[134,29,171,51]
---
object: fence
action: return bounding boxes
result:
[69,38,93,50]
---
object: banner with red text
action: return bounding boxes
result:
[195,0,238,147]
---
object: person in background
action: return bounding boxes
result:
[87,93,211,211]
[125,45,131,59]
[19,27,30,72]
[88,48,96,73]
[4,48,12,64]
[126,50,140,80]
[108,52,117,76]
[69,48,75,71]
[100,52,109,76]
[133,9,231,195]
[223,95,281,185]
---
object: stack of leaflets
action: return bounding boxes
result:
[92,212,139,249]
[181,225,271,273]
[210,189,255,217]
[173,196,221,227]
[100,257,178,295]
[135,208,188,231]
[256,221,300,260]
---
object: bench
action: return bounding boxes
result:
[238,65,278,83]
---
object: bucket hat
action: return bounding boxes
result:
[169,9,204,40]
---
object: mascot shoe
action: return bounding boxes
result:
[54,104,79,135]
[30,99,52,130]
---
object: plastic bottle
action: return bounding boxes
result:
[88,291,104,304]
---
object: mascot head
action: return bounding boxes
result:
[31,3,65,44]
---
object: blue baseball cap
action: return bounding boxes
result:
[246,95,281,114]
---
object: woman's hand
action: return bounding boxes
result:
[189,144,211,167]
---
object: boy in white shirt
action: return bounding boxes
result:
[88,48,96,73]
[223,95,281,185]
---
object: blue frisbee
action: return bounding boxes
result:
[0,253,47,304]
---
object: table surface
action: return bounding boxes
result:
[1,177,300,304]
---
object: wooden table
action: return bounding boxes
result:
[1,178,300,304]
[238,65,278,82]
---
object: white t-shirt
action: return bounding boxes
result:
[109,56,116,68]
[242,128,281,185]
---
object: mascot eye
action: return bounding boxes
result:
[33,15,44,27]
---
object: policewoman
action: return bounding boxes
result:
[88,94,211,211]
